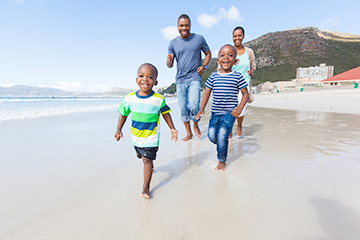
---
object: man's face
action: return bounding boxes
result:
[178,18,191,39]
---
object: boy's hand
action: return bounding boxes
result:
[114,131,123,141]
[247,70,253,76]
[170,129,178,143]
[196,110,205,120]
[231,107,242,117]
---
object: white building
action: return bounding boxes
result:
[296,63,334,81]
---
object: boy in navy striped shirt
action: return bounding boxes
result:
[196,44,248,171]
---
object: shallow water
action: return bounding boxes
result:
[1,104,360,239]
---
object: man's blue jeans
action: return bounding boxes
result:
[177,81,201,123]
[208,113,236,162]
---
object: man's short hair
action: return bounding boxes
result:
[178,14,191,24]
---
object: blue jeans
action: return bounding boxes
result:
[177,81,201,123]
[208,113,236,162]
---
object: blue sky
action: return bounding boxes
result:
[1,0,359,92]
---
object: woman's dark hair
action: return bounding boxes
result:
[233,26,245,36]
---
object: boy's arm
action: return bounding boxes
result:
[232,88,249,117]
[162,113,178,143]
[196,87,212,120]
[114,114,127,141]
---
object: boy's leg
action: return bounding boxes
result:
[207,113,219,145]
[188,81,202,138]
[135,147,157,199]
[215,113,236,171]
[142,157,153,199]
[177,82,193,141]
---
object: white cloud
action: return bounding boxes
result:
[197,13,219,28]
[197,6,243,29]
[161,26,179,40]
[226,6,242,21]
[320,16,341,29]
[12,0,24,4]
[50,81,111,93]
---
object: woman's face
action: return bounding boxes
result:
[233,29,244,47]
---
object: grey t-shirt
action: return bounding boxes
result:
[168,33,210,84]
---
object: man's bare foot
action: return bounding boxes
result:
[194,124,202,139]
[141,186,150,199]
[182,134,193,141]
[215,161,226,171]
[229,131,233,139]
[237,125,243,136]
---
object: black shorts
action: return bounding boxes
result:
[134,146,158,160]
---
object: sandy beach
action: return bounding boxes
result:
[250,85,360,114]
[1,87,360,240]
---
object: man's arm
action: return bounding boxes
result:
[197,50,212,75]
[166,54,174,68]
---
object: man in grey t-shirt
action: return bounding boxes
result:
[166,14,211,141]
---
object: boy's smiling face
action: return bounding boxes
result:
[217,45,237,73]
[136,64,158,96]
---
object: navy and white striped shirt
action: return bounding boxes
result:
[205,71,248,114]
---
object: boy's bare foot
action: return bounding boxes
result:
[141,186,150,199]
[215,161,226,171]
[182,134,193,141]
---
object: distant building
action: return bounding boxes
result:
[296,63,334,81]
[273,81,296,91]
[321,66,360,86]
[256,81,275,93]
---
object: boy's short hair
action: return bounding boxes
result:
[138,63,158,78]
[218,44,237,57]
[178,14,191,24]
[233,26,245,36]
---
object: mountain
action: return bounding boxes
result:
[0,85,79,97]
[104,87,136,96]
[160,27,360,94]
[0,85,137,97]
[246,27,360,86]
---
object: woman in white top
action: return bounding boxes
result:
[231,26,256,137]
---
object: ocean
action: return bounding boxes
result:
[0,97,179,122]
[0,97,125,122]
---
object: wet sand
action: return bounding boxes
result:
[1,93,360,239]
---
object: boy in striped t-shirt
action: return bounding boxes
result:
[196,45,248,171]
[115,63,178,199]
